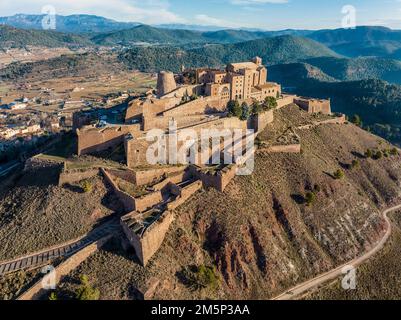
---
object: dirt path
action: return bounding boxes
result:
[272,204,401,300]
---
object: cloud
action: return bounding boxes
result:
[230,0,288,5]
[0,0,186,24]
[194,14,241,28]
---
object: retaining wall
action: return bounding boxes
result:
[17,235,112,300]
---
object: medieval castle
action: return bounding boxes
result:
[71,57,336,266]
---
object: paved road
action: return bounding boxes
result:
[0,222,119,277]
[272,204,401,300]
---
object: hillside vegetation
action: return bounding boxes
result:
[51,105,401,299]
[308,26,401,58]
[119,35,339,72]
[0,25,91,48]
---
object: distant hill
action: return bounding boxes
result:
[303,57,401,84]
[91,25,205,46]
[119,35,339,72]
[0,14,140,33]
[307,26,401,58]
[269,63,337,87]
[0,25,92,48]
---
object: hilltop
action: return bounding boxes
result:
[91,25,205,46]
[0,14,140,34]
[308,26,401,58]
[0,25,91,48]
[119,35,339,72]
[43,105,401,300]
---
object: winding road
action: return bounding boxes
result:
[272,204,401,300]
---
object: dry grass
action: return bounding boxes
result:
[0,169,123,261]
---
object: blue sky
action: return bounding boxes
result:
[1,0,401,30]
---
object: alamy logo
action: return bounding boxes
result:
[41,265,57,290]
[341,265,356,290]
[41,5,56,30]
[146,120,255,176]
[341,5,356,29]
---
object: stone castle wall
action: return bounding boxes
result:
[189,165,237,192]
[122,210,175,266]
[166,180,203,210]
[135,191,163,213]
[17,235,112,300]
[77,126,132,156]
[258,144,301,154]
[101,168,136,212]
[252,110,274,133]
[58,168,100,186]
[134,166,187,186]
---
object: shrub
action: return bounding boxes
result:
[75,275,100,300]
[334,169,345,180]
[351,160,360,169]
[182,265,219,291]
[48,292,58,300]
[81,180,92,193]
[390,148,399,156]
[351,114,362,127]
[314,184,321,193]
[305,192,316,206]
[374,151,383,160]
[365,149,373,158]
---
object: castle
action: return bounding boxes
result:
[75,57,331,167]
[72,58,334,266]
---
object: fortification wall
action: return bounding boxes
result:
[258,144,301,154]
[277,95,296,109]
[58,168,100,186]
[252,110,274,133]
[162,96,226,117]
[123,210,175,266]
[294,97,331,115]
[101,168,136,212]
[77,126,133,156]
[105,168,136,184]
[189,165,237,192]
[166,180,202,210]
[17,235,112,300]
[134,166,187,186]
[135,191,163,213]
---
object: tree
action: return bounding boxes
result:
[351,114,362,127]
[334,169,345,180]
[251,100,263,115]
[75,275,100,300]
[263,96,277,111]
[227,100,241,118]
[240,102,250,120]
[390,148,399,156]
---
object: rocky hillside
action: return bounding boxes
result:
[53,105,401,300]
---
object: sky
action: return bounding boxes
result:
[1,0,401,30]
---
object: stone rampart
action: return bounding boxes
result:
[17,235,112,300]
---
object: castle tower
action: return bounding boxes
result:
[252,56,262,66]
[157,71,177,98]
